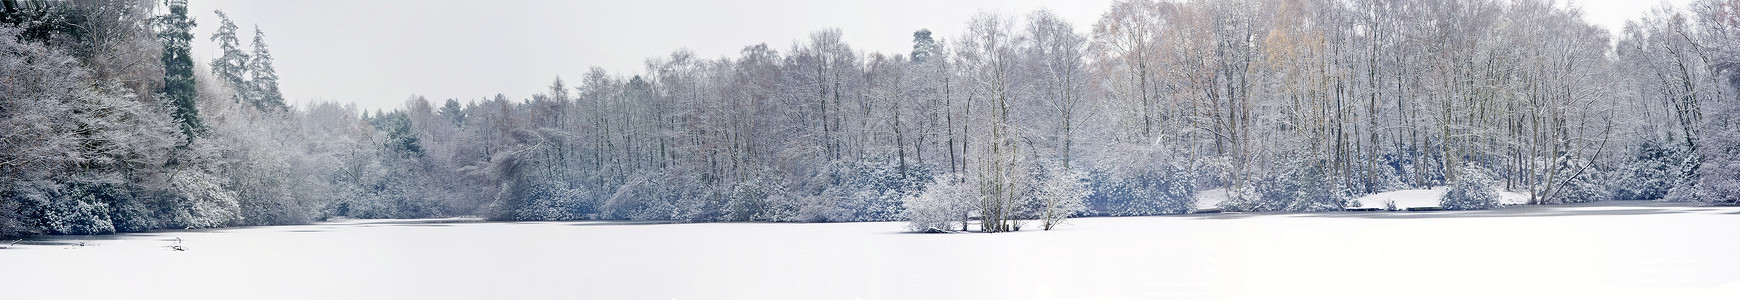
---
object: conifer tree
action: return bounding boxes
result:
[153,0,201,139]
[209,10,249,104]
[249,25,285,111]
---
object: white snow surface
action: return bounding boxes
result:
[1196,188,1231,209]
[4,204,1739,300]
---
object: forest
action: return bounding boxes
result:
[3,0,1738,236]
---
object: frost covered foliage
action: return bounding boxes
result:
[510,181,592,221]
[1611,141,1688,200]
[29,184,117,235]
[1378,150,1448,188]
[1222,154,1348,212]
[578,160,928,223]
[489,128,599,221]
[794,160,932,222]
[0,23,212,236]
[2,3,472,237]
[1675,100,1740,205]
[1543,158,1610,204]
[1086,145,1195,216]
[600,172,682,221]
[162,171,241,229]
[1034,165,1090,230]
[901,174,976,232]
[724,175,795,222]
[1441,166,1501,210]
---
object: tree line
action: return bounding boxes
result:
[3,0,1738,236]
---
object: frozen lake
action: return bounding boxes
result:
[4,201,1739,300]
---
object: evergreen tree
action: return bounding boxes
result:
[153,0,200,139]
[249,25,284,111]
[911,28,937,62]
[208,10,249,103]
[440,98,465,126]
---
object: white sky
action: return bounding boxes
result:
[186,0,1690,112]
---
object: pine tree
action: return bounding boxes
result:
[911,29,936,62]
[153,0,201,140]
[249,25,284,111]
[208,10,249,104]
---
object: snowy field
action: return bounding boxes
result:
[4,202,1740,300]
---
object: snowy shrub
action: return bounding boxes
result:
[1221,154,1346,212]
[1673,101,1740,205]
[164,171,241,229]
[725,176,794,222]
[1545,158,1610,204]
[511,181,593,221]
[1611,141,1687,200]
[1034,165,1090,230]
[602,173,679,221]
[792,194,844,223]
[1087,168,1194,216]
[799,160,932,222]
[1368,162,1410,193]
[1087,145,1195,216]
[0,196,26,237]
[1381,150,1447,188]
[1441,166,1501,210]
[43,190,115,235]
[665,171,727,222]
[107,195,155,233]
[901,174,976,232]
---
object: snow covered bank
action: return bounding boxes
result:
[2,204,1738,300]
[1195,186,1529,211]
[1196,188,1232,210]
[1349,187,1531,209]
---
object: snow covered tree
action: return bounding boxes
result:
[1611,141,1687,200]
[958,12,1029,232]
[1683,101,1740,205]
[208,10,249,103]
[154,0,201,139]
[1441,166,1500,210]
[1035,164,1089,230]
[1090,143,1196,216]
[1022,9,1089,170]
[901,174,976,232]
[248,25,284,111]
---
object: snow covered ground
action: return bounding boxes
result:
[1348,187,1531,209]
[3,203,1739,300]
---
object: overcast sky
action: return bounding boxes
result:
[186,0,1693,111]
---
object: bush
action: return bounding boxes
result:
[1611,141,1687,200]
[1034,165,1090,230]
[511,181,593,221]
[165,171,240,229]
[1441,166,1500,210]
[36,185,117,235]
[901,174,975,232]
[1547,158,1610,204]
[602,173,678,221]
[1086,145,1195,216]
[795,160,932,222]
[725,176,794,221]
[1219,153,1346,213]
[1677,102,1740,205]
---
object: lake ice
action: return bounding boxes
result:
[3,201,1738,300]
